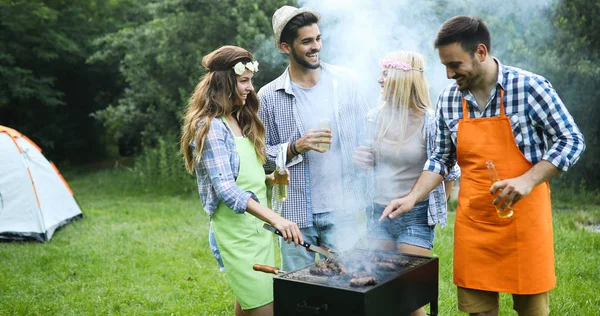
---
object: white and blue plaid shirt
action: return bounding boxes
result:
[365,108,461,227]
[192,118,259,217]
[258,63,370,228]
[425,58,585,176]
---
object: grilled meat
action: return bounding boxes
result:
[375,262,396,271]
[308,253,415,283]
[309,266,336,276]
[384,258,410,266]
[349,276,377,287]
[310,259,347,276]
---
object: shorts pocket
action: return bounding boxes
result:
[465,194,513,226]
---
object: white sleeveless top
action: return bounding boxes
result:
[374,119,427,205]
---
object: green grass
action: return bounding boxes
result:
[1,168,599,315]
[432,206,600,315]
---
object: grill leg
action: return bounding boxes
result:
[429,299,438,316]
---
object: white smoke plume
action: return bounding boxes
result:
[298,0,554,104]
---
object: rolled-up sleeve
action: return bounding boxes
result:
[424,96,458,177]
[528,77,586,171]
[446,162,461,181]
[258,93,279,173]
[199,122,258,214]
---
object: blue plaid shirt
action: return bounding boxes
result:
[425,58,585,176]
[258,63,370,228]
[365,108,461,227]
[191,118,259,217]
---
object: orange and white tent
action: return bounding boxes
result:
[0,125,82,242]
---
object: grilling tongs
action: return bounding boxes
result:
[263,223,336,260]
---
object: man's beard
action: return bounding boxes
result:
[455,57,483,91]
[291,47,320,70]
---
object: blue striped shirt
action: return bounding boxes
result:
[425,58,585,176]
[258,63,370,228]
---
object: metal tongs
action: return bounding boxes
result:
[263,223,337,260]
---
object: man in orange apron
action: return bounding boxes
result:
[379,16,586,315]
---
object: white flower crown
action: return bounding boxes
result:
[233,61,259,75]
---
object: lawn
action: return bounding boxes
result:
[1,167,599,315]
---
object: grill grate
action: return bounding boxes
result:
[278,249,430,290]
[273,249,439,315]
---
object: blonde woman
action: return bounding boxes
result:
[353,50,460,315]
[181,45,302,316]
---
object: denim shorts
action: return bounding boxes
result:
[367,200,434,249]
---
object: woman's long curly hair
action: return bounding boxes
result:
[180,45,266,173]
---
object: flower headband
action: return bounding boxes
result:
[233,61,259,75]
[379,59,423,72]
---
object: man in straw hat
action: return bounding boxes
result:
[258,5,369,271]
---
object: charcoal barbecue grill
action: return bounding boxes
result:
[273,249,438,316]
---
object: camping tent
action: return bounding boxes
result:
[0,125,82,242]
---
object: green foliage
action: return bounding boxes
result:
[429,0,599,189]
[0,168,232,315]
[550,178,600,210]
[1,0,598,192]
[0,1,67,108]
[131,134,196,195]
[537,0,600,189]
[1,168,599,314]
[0,0,145,163]
[89,0,294,154]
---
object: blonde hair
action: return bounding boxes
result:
[180,46,266,173]
[376,51,432,146]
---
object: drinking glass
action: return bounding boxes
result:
[318,119,331,151]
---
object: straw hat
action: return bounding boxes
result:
[272,5,318,47]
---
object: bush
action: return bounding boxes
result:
[131,135,196,195]
[550,178,600,210]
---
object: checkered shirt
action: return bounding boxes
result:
[258,62,370,228]
[425,58,586,176]
[191,118,258,217]
[364,108,461,227]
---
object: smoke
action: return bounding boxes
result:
[298,0,554,104]
[259,0,556,251]
[283,0,556,251]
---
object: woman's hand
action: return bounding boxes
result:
[271,216,303,247]
[353,145,375,169]
[265,172,275,186]
[246,200,301,246]
[379,195,416,221]
[267,169,290,186]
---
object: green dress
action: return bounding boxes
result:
[211,120,275,310]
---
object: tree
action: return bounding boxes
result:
[0,0,144,163]
[539,0,600,188]
[429,0,599,189]
[90,0,292,155]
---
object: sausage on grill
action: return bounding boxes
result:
[309,266,336,276]
[311,259,346,276]
[385,258,410,266]
[349,276,377,287]
[375,262,396,271]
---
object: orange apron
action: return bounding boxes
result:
[454,88,556,294]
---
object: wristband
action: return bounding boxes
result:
[290,141,300,156]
